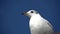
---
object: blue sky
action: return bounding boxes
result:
[0,0,60,34]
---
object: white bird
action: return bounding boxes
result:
[22,10,55,34]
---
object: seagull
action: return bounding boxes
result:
[22,10,55,34]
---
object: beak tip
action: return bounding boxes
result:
[21,12,26,15]
[21,13,24,15]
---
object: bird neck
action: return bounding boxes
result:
[30,14,43,19]
[29,14,44,24]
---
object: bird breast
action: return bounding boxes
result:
[29,14,44,29]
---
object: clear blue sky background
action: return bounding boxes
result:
[0,0,60,34]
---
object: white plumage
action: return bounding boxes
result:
[23,10,54,34]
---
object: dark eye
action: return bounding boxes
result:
[31,11,33,13]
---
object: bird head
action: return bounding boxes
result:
[22,10,38,18]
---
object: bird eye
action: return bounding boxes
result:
[31,11,33,13]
